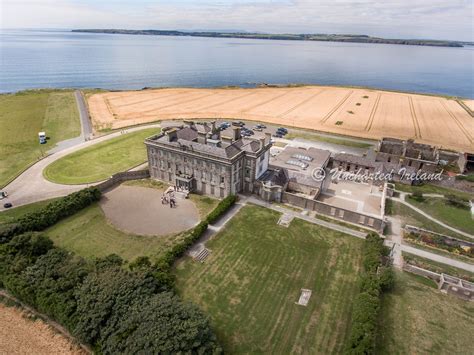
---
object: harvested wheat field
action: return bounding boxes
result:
[0,304,86,355]
[89,86,474,152]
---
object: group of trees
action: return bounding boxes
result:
[346,233,394,354]
[0,188,239,353]
[0,234,221,353]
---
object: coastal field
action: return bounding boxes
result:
[0,90,80,187]
[88,86,474,152]
[175,205,364,354]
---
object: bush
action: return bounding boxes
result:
[206,195,237,224]
[0,187,101,243]
[445,194,470,209]
[410,190,424,202]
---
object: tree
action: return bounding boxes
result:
[102,292,222,354]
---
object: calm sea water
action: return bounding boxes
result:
[1,29,473,98]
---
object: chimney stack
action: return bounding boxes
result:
[232,126,241,141]
[167,128,178,142]
[265,132,272,145]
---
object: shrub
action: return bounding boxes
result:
[206,195,237,224]
[410,190,424,202]
[445,194,470,209]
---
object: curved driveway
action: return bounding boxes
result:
[0,124,160,211]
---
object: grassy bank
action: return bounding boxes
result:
[376,272,474,354]
[0,90,81,187]
[385,199,468,240]
[44,202,184,262]
[43,128,158,184]
[394,183,474,200]
[175,205,364,354]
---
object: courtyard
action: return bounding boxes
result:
[99,185,200,236]
[319,179,384,217]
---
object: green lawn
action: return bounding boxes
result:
[175,205,364,354]
[407,197,474,235]
[44,202,185,263]
[377,272,474,354]
[386,200,469,240]
[0,90,81,187]
[43,128,158,184]
[394,183,473,200]
[0,198,59,225]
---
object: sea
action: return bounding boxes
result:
[0,29,473,98]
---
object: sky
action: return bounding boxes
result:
[1,0,473,41]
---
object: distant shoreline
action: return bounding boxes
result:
[72,29,468,48]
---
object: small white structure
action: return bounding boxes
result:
[38,131,46,144]
[296,289,312,306]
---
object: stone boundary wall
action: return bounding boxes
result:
[403,264,442,282]
[403,264,474,301]
[96,169,150,192]
[281,192,384,232]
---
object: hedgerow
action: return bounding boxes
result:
[346,233,394,354]
[0,187,101,243]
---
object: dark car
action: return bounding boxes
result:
[277,127,288,133]
[232,121,245,127]
[3,202,12,209]
[272,133,283,138]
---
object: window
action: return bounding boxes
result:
[338,210,345,218]
[245,168,250,177]
[330,208,336,216]
[368,218,375,227]
[220,176,225,184]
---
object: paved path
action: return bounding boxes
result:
[46,90,93,154]
[399,244,474,272]
[0,123,160,211]
[391,197,473,239]
[75,90,93,141]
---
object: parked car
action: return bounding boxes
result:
[3,202,12,209]
[277,127,288,134]
[253,126,263,131]
[232,121,245,127]
[272,133,283,138]
[258,124,267,129]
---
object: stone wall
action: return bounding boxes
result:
[281,192,385,232]
[96,169,150,192]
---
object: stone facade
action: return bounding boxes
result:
[145,122,271,199]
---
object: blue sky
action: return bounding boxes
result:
[2,0,473,41]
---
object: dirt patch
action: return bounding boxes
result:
[0,304,85,355]
[88,86,473,152]
[99,185,200,236]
